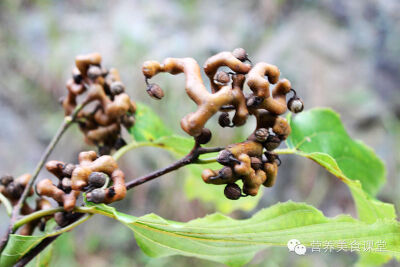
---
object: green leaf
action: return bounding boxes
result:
[285,108,395,223]
[127,102,261,213]
[129,102,172,142]
[284,108,397,265]
[289,152,395,267]
[87,201,400,267]
[286,108,385,196]
[153,135,194,156]
[0,218,85,267]
[0,235,47,267]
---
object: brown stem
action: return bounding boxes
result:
[126,145,224,190]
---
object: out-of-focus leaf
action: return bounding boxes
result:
[87,202,400,267]
[153,135,193,156]
[27,244,53,267]
[51,233,77,267]
[129,102,172,142]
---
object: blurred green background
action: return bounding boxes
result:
[0,0,399,266]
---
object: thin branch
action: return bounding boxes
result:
[196,146,225,154]
[112,141,160,161]
[126,155,192,189]
[0,104,83,254]
[14,104,83,217]
[126,144,224,190]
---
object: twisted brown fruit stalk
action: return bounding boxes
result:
[142,49,251,137]
[143,48,304,199]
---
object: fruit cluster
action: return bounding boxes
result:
[142,48,303,199]
[61,53,136,155]
[36,151,126,225]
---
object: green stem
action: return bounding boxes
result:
[13,208,64,231]
[13,206,117,232]
[47,214,93,237]
[75,206,118,220]
[113,141,162,161]
[194,157,217,164]
[0,193,12,217]
[274,148,296,155]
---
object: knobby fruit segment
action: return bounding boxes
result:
[35,150,127,226]
[61,53,137,155]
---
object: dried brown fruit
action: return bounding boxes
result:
[195,128,212,144]
[224,183,242,200]
[146,83,164,100]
